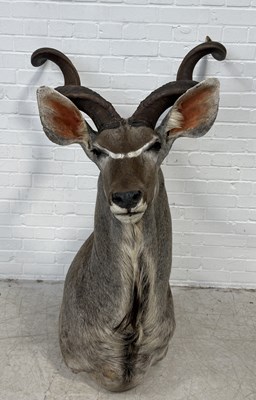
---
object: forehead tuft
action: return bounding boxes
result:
[95,124,156,154]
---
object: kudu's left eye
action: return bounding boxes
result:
[147,141,162,152]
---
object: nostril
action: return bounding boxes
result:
[112,190,142,209]
[112,193,123,205]
[131,190,142,203]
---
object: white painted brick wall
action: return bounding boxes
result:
[0,0,256,288]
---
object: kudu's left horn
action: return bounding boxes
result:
[128,37,227,129]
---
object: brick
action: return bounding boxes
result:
[34,227,55,239]
[237,196,256,209]
[54,203,75,215]
[173,26,197,42]
[99,22,122,39]
[205,208,228,221]
[147,24,172,41]
[149,58,172,75]
[24,19,48,36]
[226,0,250,5]
[48,21,74,38]
[111,74,158,90]
[201,0,224,4]
[123,23,146,40]
[0,18,23,35]
[0,174,9,186]
[230,272,256,286]
[211,9,256,26]
[193,194,237,208]
[0,227,12,238]
[110,6,158,23]
[71,56,99,73]
[0,201,10,213]
[101,57,124,73]
[184,207,205,221]
[1,239,22,250]
[198,26,222,42]
[54,148,75,162]
[0,264,22,275]
[223,27,248,43]
[79,72,110,88]
[10,174,32,187]
[159,8,209,23]
[55,176,76,189]
[14,37,61,53]
[55,228,77,240]
[228,209,249,222]
[77,177,98,190]
[112,40,158,56]
[0,160,18,172]
[12,2,60,19]
[23,264,65,277]
[176,0,199,4]
[32,202,54,215]
[14,226,34,239]
[32,174,54,188]
[0,36,13,51]
[0,2,11,17]
[20,160,62,174]
[24,215,62,227]
[188,270,230,284]
[60,4,110,21]
[185,180,207,194]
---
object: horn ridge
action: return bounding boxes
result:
[176,37,227,81]
[31,47,81,86]
[31,48,123,132]
[129,80,197,129]
[56,85,124,132]
[129,38,226,129]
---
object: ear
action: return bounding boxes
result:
[37,86,89,146]
[164,78,220,140]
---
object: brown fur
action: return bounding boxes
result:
[36,78,220,391]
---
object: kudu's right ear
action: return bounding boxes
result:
[37,86,90,146]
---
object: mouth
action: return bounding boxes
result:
[110,202,147,224]
[114,211,144,223]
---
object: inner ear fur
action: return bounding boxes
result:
[165,78,220,139]
[37,86,89,146]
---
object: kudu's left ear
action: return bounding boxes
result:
[164,78,220,140]
[37,86,90,146]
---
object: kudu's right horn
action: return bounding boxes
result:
[31,48,124,133]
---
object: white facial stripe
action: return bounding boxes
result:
[96,137,156,159]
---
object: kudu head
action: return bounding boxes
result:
[32,38,226,224]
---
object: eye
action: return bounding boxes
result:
[147,141,161,152]
[91,148,105,158]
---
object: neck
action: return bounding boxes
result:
[89,169,172,328]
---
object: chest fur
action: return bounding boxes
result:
[115,224,158,340]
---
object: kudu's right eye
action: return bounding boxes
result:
[91,148,105,158]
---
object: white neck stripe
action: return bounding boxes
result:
[97,138,156,159]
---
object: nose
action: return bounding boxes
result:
[112,190,142,210]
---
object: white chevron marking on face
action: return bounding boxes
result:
[96,137,157,159]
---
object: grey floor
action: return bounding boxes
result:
[0,281,256,400]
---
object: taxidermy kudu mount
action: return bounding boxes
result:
[31,37,226,392]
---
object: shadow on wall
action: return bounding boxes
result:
[7,65,82,277]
